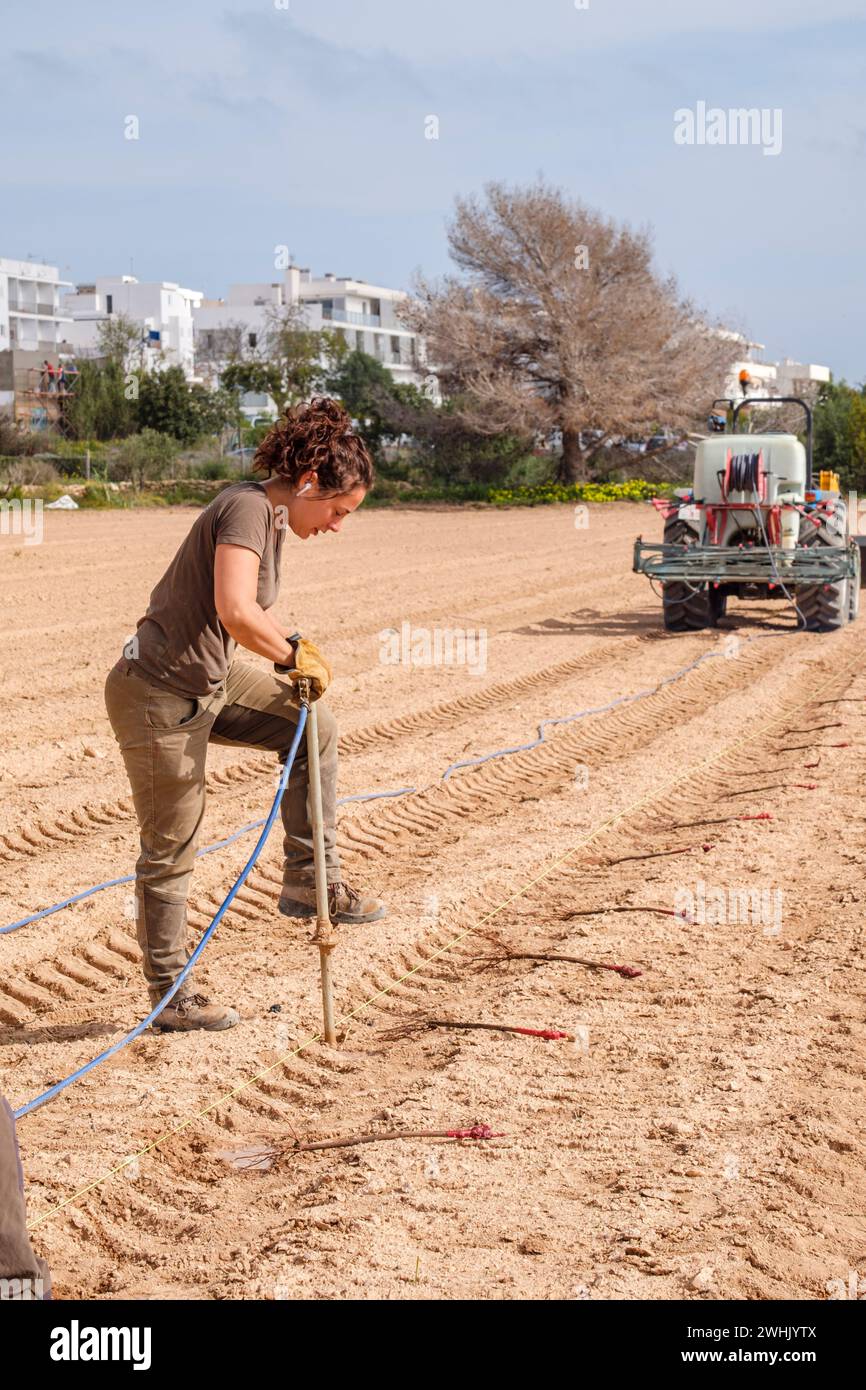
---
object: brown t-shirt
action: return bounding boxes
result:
[128,481,285,696]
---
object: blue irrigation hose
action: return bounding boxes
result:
[1,875,140,936]
[12,707,307,1120]
[1,789,417,937]
[1,821,287,935]
[1,631,790,937]
[6,627,800,1118]
[440,628,788,778]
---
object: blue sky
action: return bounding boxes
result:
[3,0,863,381]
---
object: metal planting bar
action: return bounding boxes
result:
[633,539,857,584]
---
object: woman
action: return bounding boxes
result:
[104,397,386,1034]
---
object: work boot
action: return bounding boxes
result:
[150,989,240,1033]
[278,878,386,924]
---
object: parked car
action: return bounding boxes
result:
[578,429,606,449]
[225,445,257,467]
[646,431,690,453]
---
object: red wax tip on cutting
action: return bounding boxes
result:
[445,1124,505,1140]
[741,812,773,820]
[793,782,817,790]
[701,843,714,851]
[512,1027,571,1041]
[614,965,643,979]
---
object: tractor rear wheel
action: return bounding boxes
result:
[794,509,851,631]
[662,516,712,631]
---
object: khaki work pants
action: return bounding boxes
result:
[104,657,341,1002]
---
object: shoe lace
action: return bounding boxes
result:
[177,991,210,1010]
[329,880,361,909]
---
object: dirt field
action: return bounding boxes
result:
[2,500,865,1301]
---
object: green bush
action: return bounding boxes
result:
[487,479,671,506]
[405,431,536,488]
[0,415,41,456]
[78,482,123,508]
[110,429,180,490]
[0,457,60,491]
[158,481,231,506]
[34,482,71,503]
[78,481,171,509]
[502,453,558,489]
[243,420,274,450]
[137,367,200,444]
[190,456,238,481]
[50,438,111,462]
[363,477,675,507]
[64,358,138,441]
[366,480,496,506]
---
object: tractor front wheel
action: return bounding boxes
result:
[794,578,850,631]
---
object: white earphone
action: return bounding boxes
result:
[298,482,313,494]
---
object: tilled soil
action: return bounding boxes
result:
[1,500,864,1300]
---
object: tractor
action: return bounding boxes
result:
[633,397,861,632]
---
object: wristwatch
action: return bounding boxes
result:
[274,631,301,675]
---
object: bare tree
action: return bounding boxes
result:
[260,302,327,405]
[399,178,734,480]
[96,312,143,373]
[736,388,822,440]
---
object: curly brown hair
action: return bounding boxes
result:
[253,396,375,493]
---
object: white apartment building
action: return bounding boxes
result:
[0,256,73,354]
[722,332,830,401]
[194,264,436,408]
[194,280,285,372]
[299,268,427,384]
[774,357,832,395]
[61,275,203,376]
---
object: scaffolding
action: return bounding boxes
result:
[12,367,79,434]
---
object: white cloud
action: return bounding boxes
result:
[295,0,866,59]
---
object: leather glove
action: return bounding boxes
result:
[275,637,333,702]
[274,632,301,673]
